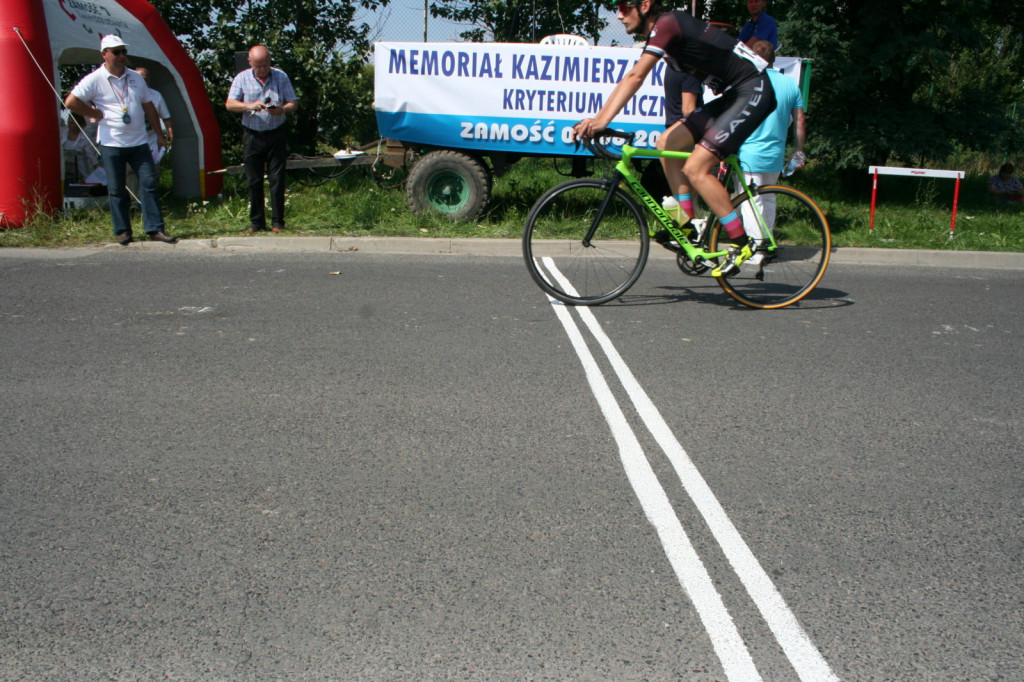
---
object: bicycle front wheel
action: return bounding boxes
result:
[523,178,650,305]
[710,185,831,309]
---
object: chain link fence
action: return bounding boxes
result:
[357,3,635,47]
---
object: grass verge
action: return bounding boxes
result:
[2,158,1021,251]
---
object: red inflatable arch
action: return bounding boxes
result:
[0,0,222,226]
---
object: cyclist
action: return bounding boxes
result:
[572,0,777,277]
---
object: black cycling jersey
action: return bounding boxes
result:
[644,11,765,95]
[645,11,776,159]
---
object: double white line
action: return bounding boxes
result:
[539,258,838,682]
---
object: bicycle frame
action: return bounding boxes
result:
[589,141,778,264]
[524,130,831,308]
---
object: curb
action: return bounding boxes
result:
[822,247,1024,270]
[5,237,1024,270]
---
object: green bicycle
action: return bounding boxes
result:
[522,129,831,309]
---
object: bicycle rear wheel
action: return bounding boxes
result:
[523,178,650,305]
[710,185,831,309]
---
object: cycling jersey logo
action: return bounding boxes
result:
[711,79,766,145]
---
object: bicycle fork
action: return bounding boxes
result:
[583,172,624,247]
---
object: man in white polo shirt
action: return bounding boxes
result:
[134,67,173,164]
[64,34,176,245]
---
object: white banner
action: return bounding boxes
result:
[374,41,803,157]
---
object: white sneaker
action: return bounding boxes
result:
[690,218,707,240]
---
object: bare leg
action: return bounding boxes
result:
[688,145,755,277]
[684,146,734,219]
[657,122,695,198]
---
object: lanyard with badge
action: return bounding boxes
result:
[108,75,132,123]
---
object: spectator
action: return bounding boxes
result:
[736,39,805,248]
[639,67,703,206]
[61,112,102,184]
[987,163,1024,204]
[656,68,705,229]
[64,35,176,245]
[225,45,298,234]
[738,0,778,49]
[664,68,703,128]
[134,67,173,164]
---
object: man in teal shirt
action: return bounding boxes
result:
[737,39,805,249]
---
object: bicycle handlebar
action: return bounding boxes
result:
[578,129,636,161]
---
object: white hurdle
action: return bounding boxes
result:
[868,165,965,238]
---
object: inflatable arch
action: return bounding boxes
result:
[0,0,222,226]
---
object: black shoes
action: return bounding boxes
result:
[148,230,178,244]
[653,229,679,252]
[653,221,696,252]
[117,230,176,244]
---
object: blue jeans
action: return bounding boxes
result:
[100,143,164,236]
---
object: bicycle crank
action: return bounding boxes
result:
[676,252,710,276]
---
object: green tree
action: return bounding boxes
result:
[931,20,1024,157]
[429,0,610,43]
[151,0,386,156]
[772,0,1024,169]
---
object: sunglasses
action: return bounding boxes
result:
[615,2,635,14]
[108,48,128,56]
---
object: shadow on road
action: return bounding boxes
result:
[607,283,853,310]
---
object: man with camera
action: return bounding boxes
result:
[225,45,298,234]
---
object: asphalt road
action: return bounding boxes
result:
[1,247,1022,680]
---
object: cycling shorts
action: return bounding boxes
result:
[680,73,777,160]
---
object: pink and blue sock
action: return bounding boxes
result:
[675,193,694,219]
[720,211,748,243]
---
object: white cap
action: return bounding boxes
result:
[100,34,128,51]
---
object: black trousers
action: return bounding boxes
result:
[242,127,288,229]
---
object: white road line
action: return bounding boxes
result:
[540,257,838,682]
[544,292,762,681]
[572,303,839,682]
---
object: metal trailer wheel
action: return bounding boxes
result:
[405,150,491,221]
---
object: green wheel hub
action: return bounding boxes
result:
[425,170,469,213]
